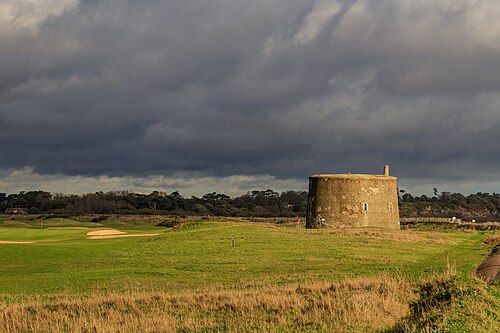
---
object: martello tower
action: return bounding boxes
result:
[306,165,400,229]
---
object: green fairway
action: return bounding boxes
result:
[0,220,490,296]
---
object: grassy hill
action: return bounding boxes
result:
[0,218,498,332]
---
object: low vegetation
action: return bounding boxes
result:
[0,275,413,332]
[1,270,498,332]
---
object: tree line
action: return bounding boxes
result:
[398,189,500,220]
[2,188,500,219]
[0,190,307,217]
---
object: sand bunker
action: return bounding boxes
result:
[0,241,35,244]
[87,229,158,240]
[87,229,127,236]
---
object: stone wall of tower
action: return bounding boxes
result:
[306,174,400,229]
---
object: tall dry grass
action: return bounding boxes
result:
[1,275,413,333]
[322,229,456,244]
[3,269,498,332]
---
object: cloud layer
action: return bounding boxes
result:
[2,0,500,194]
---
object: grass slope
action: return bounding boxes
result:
[0,221,489,295]
[0,219,498,332]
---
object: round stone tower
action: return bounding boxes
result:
[306,165,400,229]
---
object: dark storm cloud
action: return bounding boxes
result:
[2,0,500,193]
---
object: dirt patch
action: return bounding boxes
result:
[476,246,500,282]
[86,229,158,240]
[0,241,35,244]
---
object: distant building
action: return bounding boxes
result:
[306,165,400,229]
[5,207,28,214]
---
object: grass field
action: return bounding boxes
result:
[0,217,498,332]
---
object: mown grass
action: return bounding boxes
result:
[0,220,488,295]
[0,218,498,332]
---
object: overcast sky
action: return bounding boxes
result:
[2,0,500,196]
